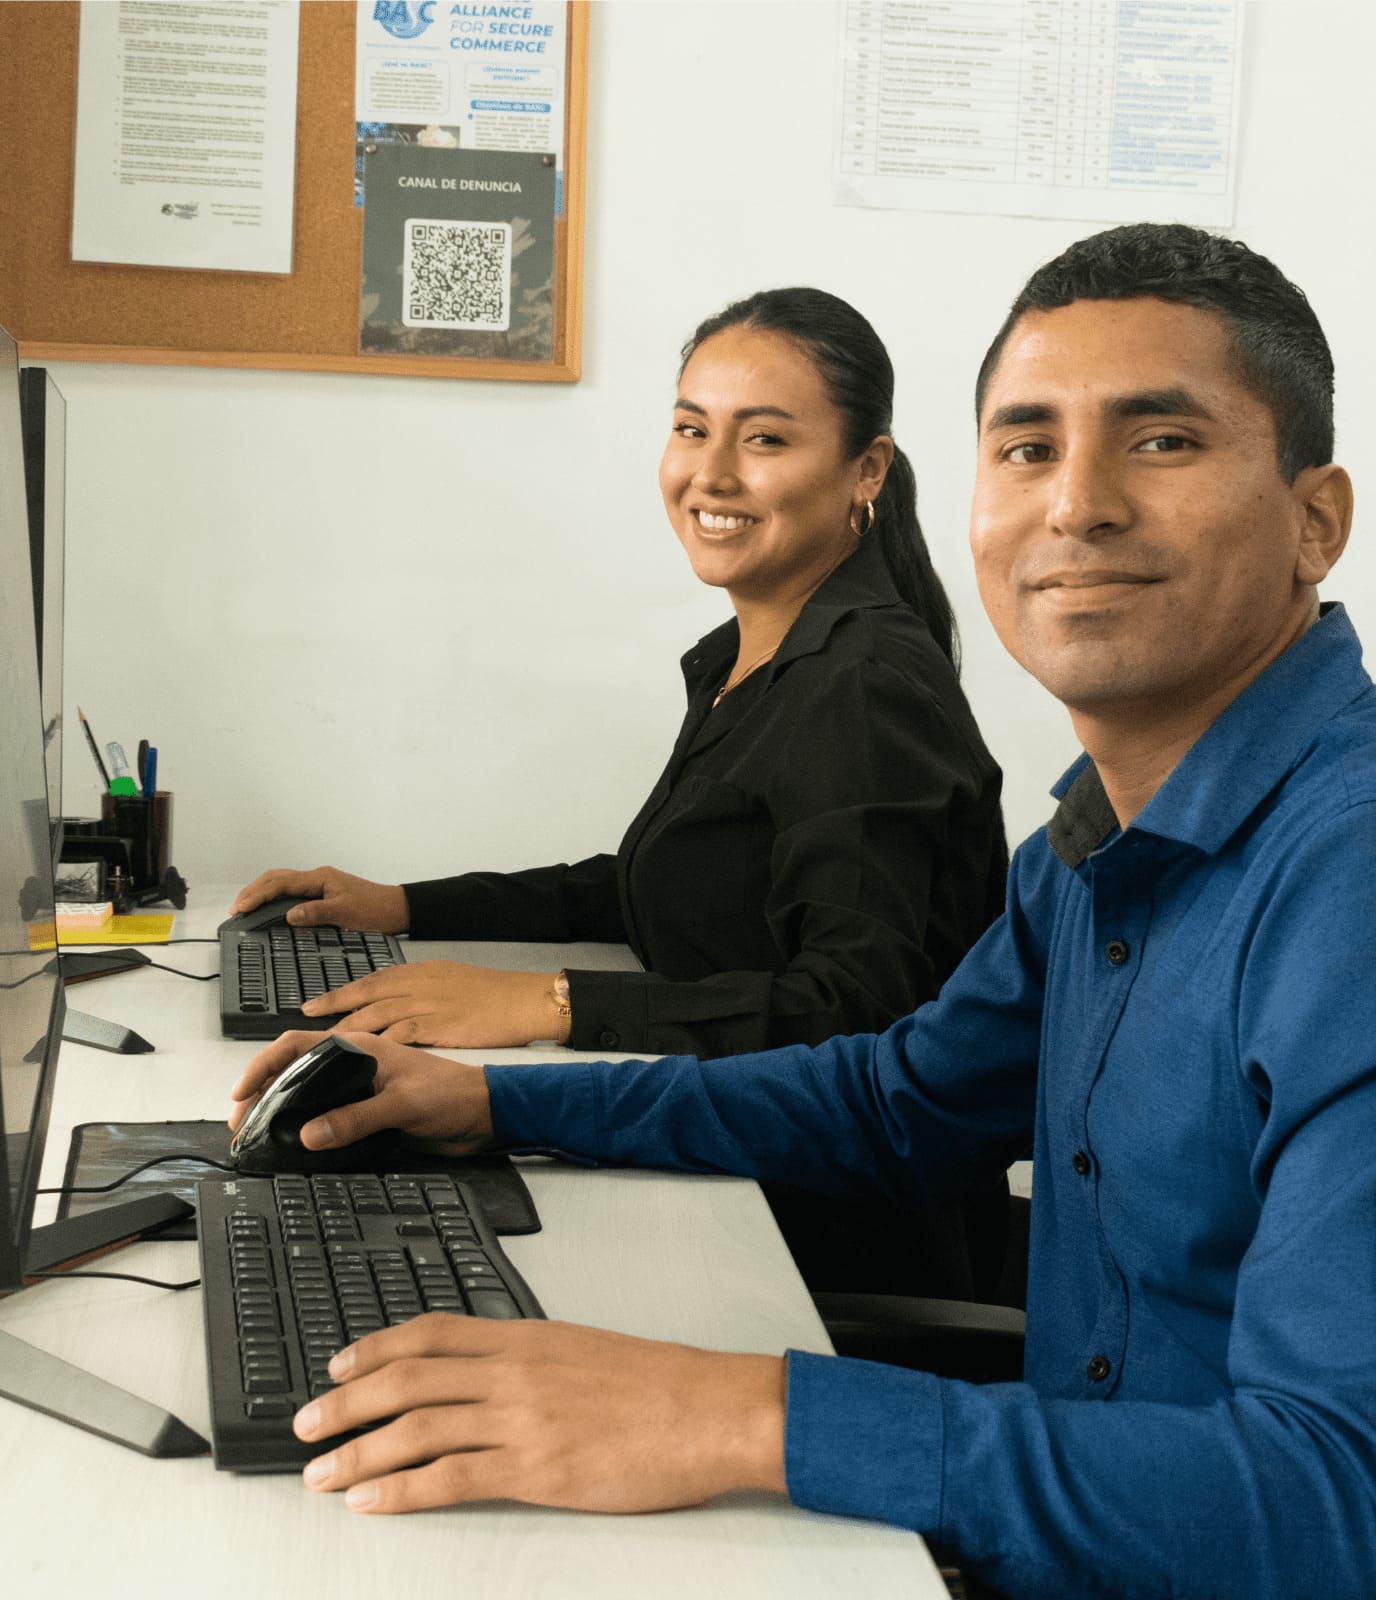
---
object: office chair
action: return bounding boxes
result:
[816,1193,1031,1385]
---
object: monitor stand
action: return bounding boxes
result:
[60,949,156,1052]
[0,1194,208,1457]
[62,1008,154,1054]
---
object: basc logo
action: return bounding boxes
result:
[373,2,435,42]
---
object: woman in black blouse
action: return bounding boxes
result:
[233,288,1008,1062]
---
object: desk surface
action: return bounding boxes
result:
[0,895,943,1598]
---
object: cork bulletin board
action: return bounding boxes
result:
[0,1,589,383]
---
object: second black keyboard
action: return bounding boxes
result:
[220,923,404,1039]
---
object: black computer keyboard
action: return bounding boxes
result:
[220,923,404,1039]
[197,1172,544,1472]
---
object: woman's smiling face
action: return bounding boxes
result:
[659,326,876,607]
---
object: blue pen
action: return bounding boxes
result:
[142,746,158,798]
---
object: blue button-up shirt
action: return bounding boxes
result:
[488,604,1376,1598]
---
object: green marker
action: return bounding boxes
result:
[106,741,138,796]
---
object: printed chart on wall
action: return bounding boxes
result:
[834,0,1245,225]
[355,0,566,360]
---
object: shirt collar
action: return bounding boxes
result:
[679,534,905,694]
[1046,758,1118,869]
[1047,604,1371,869]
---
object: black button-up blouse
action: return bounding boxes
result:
[404,536,1007,1056]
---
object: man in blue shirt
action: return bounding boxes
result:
[232,225,1373,1598]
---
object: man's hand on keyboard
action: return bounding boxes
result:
[299,960,573,1049]
[228,1031,495,1154]
[231,865,411,933]
[292,1314,788,1515]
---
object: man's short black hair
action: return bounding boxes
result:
[975,223,1334,481]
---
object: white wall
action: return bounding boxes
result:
[51,0,1376,890]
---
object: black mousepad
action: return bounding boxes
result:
[56,1121,541,1238]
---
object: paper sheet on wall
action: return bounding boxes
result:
[71,0,300,273]
[353,1,567,210]
[834,0,1245,225]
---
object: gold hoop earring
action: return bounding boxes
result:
[850,499,876,538]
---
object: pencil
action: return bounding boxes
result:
[77,705,111,787]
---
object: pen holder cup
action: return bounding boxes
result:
[100,791,173,894]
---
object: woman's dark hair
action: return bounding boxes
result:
[975,223,1334,482]
[680,287,959,671]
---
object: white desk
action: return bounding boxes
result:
[0,896,944,1598]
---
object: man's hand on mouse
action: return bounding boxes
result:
[230,865,410,933]
[228,1031,495,1154]
[292,1313,788,1516]
[298,961,574,1049]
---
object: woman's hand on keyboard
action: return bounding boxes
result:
[230,865,411,933]
[292,1314,788,1515]
[228,1031,495,1154]
[300,960,573,1049]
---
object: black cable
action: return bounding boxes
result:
[32,1153,226,1287]
[139,960,219,982]
[38,1151,236,1195]
[27,1268,200,1291]
[59,946,219,981]
[31,1151,225,1289]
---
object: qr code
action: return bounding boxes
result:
[402,219,512,331]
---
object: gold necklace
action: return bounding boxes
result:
[710,543,856,708]
[712,642,782,708]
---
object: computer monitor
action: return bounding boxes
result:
[0,329,65,1293]
[20,358,153,1056]
[0,325,203,1455]
[18,365,65,875]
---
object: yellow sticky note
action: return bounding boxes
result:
[58,913,176,945]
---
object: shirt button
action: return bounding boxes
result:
[1086,1354,1112,1382]
[597,1029,620,1049]
[1072,1150,1091,1176]
[1105,939,1130,966]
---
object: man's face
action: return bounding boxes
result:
[970,297,1322,722]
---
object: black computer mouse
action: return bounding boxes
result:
[229,1036,401,1175]
[217,895,319,936]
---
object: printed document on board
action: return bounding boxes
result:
[71,0,300,273]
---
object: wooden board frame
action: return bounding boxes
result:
[0,1,588,383]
